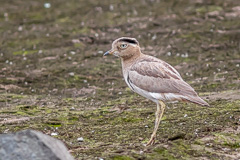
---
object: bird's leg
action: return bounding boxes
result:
[146,101,165,146]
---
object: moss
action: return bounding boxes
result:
[13,50,38,55]
[73,27,91,34]
[196,6,222,14]
[1,0,240,159]
[214,133,240,149]
[153,148,176,160]
[111,155,134,160]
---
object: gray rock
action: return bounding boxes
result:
[0,129,74,160]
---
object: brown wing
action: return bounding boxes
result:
[129,56,198,96]
[128,56,209,106]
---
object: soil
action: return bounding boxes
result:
[0,0,240,159]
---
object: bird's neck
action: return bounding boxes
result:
[121,52,143,70]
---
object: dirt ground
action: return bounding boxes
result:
[0,0,240,159]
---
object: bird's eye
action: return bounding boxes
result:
[120,44,128,49]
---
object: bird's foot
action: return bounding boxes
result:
[146,135,156,146]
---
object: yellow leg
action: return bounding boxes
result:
[146,101,165,146]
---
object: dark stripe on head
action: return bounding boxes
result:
[119,38,138,45]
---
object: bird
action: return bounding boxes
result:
[103,37,209,146]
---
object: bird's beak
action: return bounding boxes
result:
[103,50,114,56]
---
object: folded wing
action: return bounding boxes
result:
[128,57,209,106]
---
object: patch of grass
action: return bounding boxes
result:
[111,155,134,160]
[196,6,222,14]
[13,50,38,55]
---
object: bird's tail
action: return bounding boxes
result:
[183,96,210,107]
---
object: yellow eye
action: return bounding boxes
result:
[120,44,128,49]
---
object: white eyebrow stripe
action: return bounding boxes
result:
[128,43,138,47]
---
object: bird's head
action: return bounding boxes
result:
[104,37,141,60]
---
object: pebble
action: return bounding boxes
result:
[152,34,157,40]
[69,72,75,76]
[167,52,171,56]
[181,53,189,58]
[38,50,43,54]
[109,4,114,11]
[44,3,51,8]
[98,51,103,54]
[51,132,58,136]
[70,51,76,55]
[77,137,84,142]
[18,26,23,31]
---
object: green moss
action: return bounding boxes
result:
[196,6,222,14]
[1,0,240,159]
[153,147,176,160]
[214,133,240,149]
[13,50,37,55]
[73,27,91,34]
[111,155,134,160]
[45,120,62,127]
[16,111,29,116]
[56,17,71,23]
[74,42,84,48]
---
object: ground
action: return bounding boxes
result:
[0,0,240,159]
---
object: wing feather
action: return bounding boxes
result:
[128,56,197,96]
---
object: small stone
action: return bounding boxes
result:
[69,72,75,76]
[181,53,189,58]
[18,26,23,31]
[70,51,76,55]
[44,3,51,8]
[70,107,75,110]
[167,52,171,56]
[152,34,157,40]
[77,137,84,142]
[51,132,58,136]
[109,4,114,11]
[4,13,8,18]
